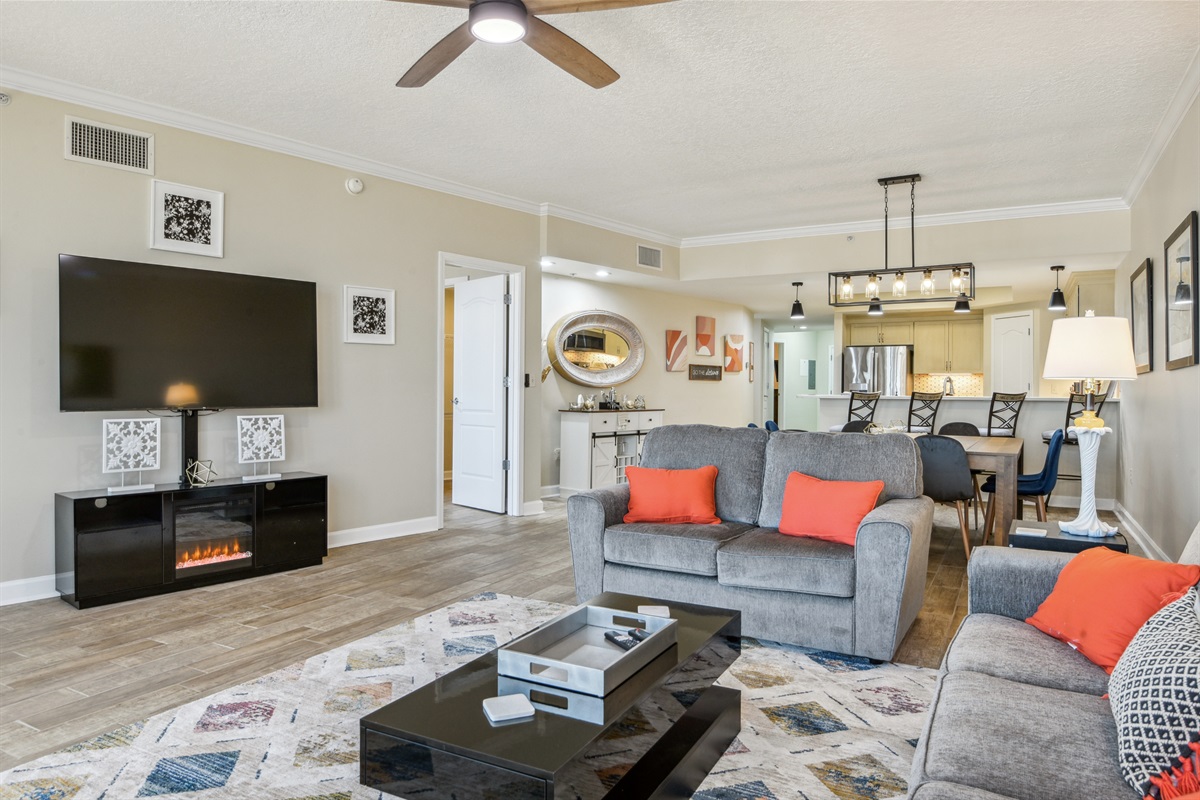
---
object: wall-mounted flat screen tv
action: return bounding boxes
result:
[59,254,318,411]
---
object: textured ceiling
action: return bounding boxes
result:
[2,1,1197,242]
[1,1,1197,323]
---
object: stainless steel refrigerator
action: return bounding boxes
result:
[842,345,913,396]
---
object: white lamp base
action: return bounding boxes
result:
[1057,426,1118,537]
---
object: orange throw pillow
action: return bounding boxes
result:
[623,465,721,524]
[1026,547,1200,671]
[777,471,884,546]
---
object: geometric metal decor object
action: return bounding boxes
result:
[102,418,160,494]
[237,415,284,481]
[185,459,217,488]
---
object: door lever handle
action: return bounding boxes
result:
[452,397,459,405]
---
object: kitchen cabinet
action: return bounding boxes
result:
[848,322,913,345]
[913,319,983,373]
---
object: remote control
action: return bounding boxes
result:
[628,628,651,642]
[604,631,638,651]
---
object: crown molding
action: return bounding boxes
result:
[1123,47,1200,207]
[538,203,680,248]
[0,66,542,216]
[680,198,1130,249]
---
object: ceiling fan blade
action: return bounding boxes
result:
[386,0,472,8]
[526,0,674,14]
[523,16,619,88]
[397,22,475,87]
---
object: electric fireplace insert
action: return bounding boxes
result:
[169,488,255,579]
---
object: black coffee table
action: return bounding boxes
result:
[360,592,741,799]
[1007,519,1129,554]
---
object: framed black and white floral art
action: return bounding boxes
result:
[150,180,224,258]
[1164,211,1198,371]
[344,285,396,345]
[1130,258,1152,374]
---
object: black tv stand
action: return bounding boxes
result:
[55,472,327,608]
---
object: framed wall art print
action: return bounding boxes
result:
[344,285,396,345]
[1164,211,1198,371]
[150,180,224,258]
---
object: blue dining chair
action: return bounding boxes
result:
[765,420,780,432]
[981,429,1065,543]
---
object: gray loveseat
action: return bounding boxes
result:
[567,424,934,661]
[908,528,1200,799]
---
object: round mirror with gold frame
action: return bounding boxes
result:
[547,310,645,387]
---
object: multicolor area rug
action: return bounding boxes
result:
[0,594,935,800]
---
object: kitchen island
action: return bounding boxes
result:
[815,394,1121,508]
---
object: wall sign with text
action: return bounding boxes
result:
[689,364,722,381]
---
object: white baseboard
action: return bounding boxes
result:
[1115,502,1170,561]
[541,485,560,499]
[521,500,545,515]
[329,516,439,549]
[1047,495,1115,511]
[0,574,59,606]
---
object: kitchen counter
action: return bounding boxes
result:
[816,393,1122,507]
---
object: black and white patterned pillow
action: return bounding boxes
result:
[1108,585,1200,793]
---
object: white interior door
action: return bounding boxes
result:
[992,311,1034,394]
[452,274,507,512]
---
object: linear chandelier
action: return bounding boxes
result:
[828,174,976,311]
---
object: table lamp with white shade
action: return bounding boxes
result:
[1042,310,1138,536]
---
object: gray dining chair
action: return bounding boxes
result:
[917,434,976,560]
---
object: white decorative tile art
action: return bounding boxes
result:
[237,415,285,464]
[102,418,161,473]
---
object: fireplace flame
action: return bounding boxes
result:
[177,540,252,570]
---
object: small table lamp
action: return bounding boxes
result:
[1042,311,1138,536]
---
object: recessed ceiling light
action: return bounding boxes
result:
[596,270,610,277]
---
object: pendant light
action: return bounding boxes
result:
[840,275,854,300]
[867,298,883,316]
[920,269,935,295]
[950,268,963,292]
[1048,265,1068,311]
[790,281,805,319]
[892,272,907,298]
[953,293,971,313]
[865,273,880,297]
[1174,255,1193,306]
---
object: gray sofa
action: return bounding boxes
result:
[908,528,1200,800]
[567,424,934,661]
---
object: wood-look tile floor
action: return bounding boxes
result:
[0,492,1119,771]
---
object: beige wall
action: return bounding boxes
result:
[0,90,545,587]
[542,216,681,280]
[1113,95,1200,560]
[540,274,756,491]
[682,212,1130,281]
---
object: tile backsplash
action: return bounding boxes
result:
[914,373,984,395]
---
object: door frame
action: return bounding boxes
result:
[435,252,527,527]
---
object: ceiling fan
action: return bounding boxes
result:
[390,0,675,89]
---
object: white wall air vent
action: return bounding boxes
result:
[636,244,663,270]
[64,116,154,174]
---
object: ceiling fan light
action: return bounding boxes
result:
[469,0,527,44]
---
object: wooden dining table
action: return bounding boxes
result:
[941,435,1025,546]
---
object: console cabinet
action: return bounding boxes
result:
[559,410,664,498]
[55,472,327,608]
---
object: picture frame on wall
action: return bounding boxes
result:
[344,285,396,345]
[150,180,224,258]
[1130,258,1152,374]
[1164,211,1198,371]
